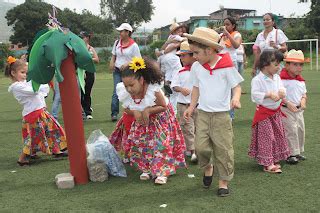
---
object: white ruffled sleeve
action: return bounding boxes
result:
[143,83,163,107]
[116,82,131,108]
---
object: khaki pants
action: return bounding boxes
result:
[195,110,234,181]
[282,107,305,156]
[177,103,197,151]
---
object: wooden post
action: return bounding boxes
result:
[59,52,88,184]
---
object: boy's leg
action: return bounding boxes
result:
[51,80,61,120]
[210,112,234,186]
[195,110,213,169]
[297,111,305,155]
[178,104,196,153]
[111,69,122,120]
[282,107,300,156]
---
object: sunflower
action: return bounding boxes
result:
[129,57,146,72]
[7,56,17,65]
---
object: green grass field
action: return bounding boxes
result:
[0,65,320,212]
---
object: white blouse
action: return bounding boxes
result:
[251,72,286,109]
[254,28,288,53]
[116,82,168,111]
[8,80,49,116]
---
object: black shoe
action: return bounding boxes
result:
[218,188,230,197]
[296,154,306,161]
[286,156,299,164]
[203,175,213,189]
[111,115,117,122]
[53,151,68,158]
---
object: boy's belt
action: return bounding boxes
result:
[178,102,199,107]
[282,104,300,109]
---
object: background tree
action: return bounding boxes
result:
[100,0,155,28]
[304,0,320,36]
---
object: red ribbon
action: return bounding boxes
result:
[280,68,305,82]
[179,65,192,73]
[118,38,135,53]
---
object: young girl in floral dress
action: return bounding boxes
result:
[109,56,186,184]
[5,57,67,166]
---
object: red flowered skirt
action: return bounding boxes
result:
[109,104,186,177]
[21,109,67,155]
[248,111,290,166]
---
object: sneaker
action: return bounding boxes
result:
[296,154,306,161]
[86,115,93,119]
[217,188,230,197]
[111,115,117,122]
[191,153,198,163]
[203,175,213,189]
[286,156,299,165]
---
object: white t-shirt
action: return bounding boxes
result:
[8,81,49,116]
[171,67,193,104]
[254,28,288,53]
[282,79,307,106]
[112,40,141,69]
[236,44,245,63]
[116,82,169,111]
[251,72,286,109]
[220,32,242,64]
[192,57,244,112]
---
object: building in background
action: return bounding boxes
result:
[0,0,15,43]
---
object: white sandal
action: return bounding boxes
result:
[140,172,150,180]
[154,176,167,185]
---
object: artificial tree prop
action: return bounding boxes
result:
[27,10,95,184]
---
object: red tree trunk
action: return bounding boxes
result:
[59,52,88,184]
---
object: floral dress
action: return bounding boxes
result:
[109,82,186,177]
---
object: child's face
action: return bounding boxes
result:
[224,19,235,33]
[263,60,280,75]
[11,65,27,82]
[122,76,144,96]
[179,53,195,66]
[190,44,214,65]
[173,28,183,36]
[285,62,304,76]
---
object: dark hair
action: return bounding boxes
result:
[188,40,220,53]
[258,49,284,70]
[4,59,26,78]
[180,24,189,34]
[79,31,91,39]
[224,16,237,31]
[121,56,164,85]
[264,13,277,29]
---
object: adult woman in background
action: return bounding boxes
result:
[80,31,99,120]
[109,23,141,122]
[252,13,288,77]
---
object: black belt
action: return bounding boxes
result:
[178,103,199,107]
[282,104,300,109]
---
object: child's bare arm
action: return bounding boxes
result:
[231,84,242,109]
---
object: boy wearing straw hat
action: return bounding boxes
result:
[183,27,243,197]
[171,41,198,162]
[280,49,308,164]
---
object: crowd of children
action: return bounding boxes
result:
[5,15,309,198]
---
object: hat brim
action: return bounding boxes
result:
[116,27,132,32]
[184,33,223,50]
[176,50,192,55]
[283,58,305,63]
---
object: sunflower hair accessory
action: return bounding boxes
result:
[129,57,146,72]
[7,56,17,65]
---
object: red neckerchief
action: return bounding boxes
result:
[179,65,192,73]
[118,38,135,53]
[202,53,234,75]
[280,68,305,82]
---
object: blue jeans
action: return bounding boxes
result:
[51,80,61,120]
[111,68,122,117]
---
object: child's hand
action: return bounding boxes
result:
[278,89,286,99]
[269,92,280,102]
[287,101,299,112]
[141,108,150,126]
[133,111,144,124]
[183,107,193,122]
[231,99,241,109]
[181,88,191,96]
[300,98,307,110]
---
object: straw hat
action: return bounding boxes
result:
[183,27,223,50]
[284,49,305,63]
[169,22,183,34]
[176,41,192,55]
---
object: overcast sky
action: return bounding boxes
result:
[10,0,311,29]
